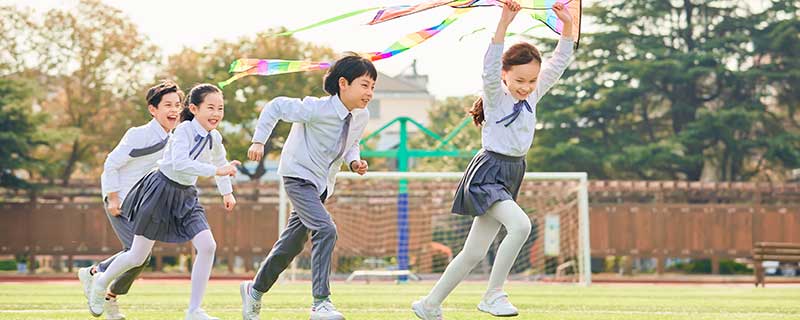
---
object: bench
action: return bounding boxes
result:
[753,242,800,287]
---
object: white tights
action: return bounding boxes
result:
[94,230,217,312]
[426,200,531,306]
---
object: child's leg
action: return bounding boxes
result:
[108,255,150,296]
[308,216,337,299]
[426,214,502,306]
[188,229,216,312]
[485,200,532,292]
[280,177,336,300]
[252,213,309,294]
[95,235,155,290]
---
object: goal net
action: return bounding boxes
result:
[278,171,590,285]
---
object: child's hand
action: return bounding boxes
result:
[216,160,241,177]
[106,193,122,216]
[248,143,265,161]
[222,193,236,212]
[552,2,572,25]
[500,0,521,25]
[350,160,368,176]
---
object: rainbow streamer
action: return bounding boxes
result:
[219,9,470,88]
[366,8,471,60]
[219,0,581,87]
[219,59,332,88]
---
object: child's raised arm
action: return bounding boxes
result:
[492,0,521,44]
[484,1,522,108]
[533,2,575,101]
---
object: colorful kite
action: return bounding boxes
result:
[220,0,580,87]
[282,0,580,42]
[220,8,471,87]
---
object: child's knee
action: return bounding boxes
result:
[513,219,532,238]
[318,223,338,239]
[197,238,217,256]
[461,250,486,265]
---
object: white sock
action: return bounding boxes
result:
[95,236,154,291]
[188,230,216,312]
[486,200,531,293]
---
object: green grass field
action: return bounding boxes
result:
[1,281,799,319]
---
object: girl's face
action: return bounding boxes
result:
[502,61,541,101]
[189,92,224,131]
[148,92,181,132]
[339,74,375,110]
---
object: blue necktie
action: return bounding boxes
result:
[495,99,532,127]
[329,113,352,168]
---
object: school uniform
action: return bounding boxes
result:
[98,118,170,294]
[453,37,574,216]
[121,118,233,243]
[249,95,368,298]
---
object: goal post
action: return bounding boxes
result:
[278,171,591,286]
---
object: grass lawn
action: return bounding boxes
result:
[1,280,799,319]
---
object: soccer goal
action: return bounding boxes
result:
[278,171,590,286]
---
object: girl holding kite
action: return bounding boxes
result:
[413,1,574,318]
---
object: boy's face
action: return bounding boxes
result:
[339,74,375,110]
[148,92,181,132]
[189,92,224,131]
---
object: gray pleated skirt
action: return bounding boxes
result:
[121,170,210,243]
[452,149,526,216]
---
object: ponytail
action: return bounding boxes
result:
[180,105,194,122]
[180,83,222,122]
[469,97,484,126]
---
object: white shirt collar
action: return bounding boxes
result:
[147,119,170,139]
[332,95,351,120]
[190,118,210,137]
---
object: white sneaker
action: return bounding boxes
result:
[88,277,106,317]
[240,281,261,320]
[411,298,442,320]
[310,299,345,320]
[477,291,518,317]
[78,267,94,301]
[104,298,126,320]
[185,308,219,320]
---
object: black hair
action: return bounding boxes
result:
[145,80,183,108]
[322,53,378,96]
[180,83,223,122]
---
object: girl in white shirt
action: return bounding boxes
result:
[88,84,240,320]
[413,1,574,319]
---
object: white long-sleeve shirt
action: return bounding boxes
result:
[101,119,170,202]
[158,119,233,195]
[252,95,368,198]
[481,37,574,157]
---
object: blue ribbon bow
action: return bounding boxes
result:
[495,99,532,127]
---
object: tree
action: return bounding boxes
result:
[0,6,37,75]
[529,0,800,181]
[29,0,160,185]
[163,30,335,180]
[0,78,47,189]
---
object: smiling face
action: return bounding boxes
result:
[502,61,541,101]
[189,92,224,131]
[338,74,375,110]
[148,92,182,132]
